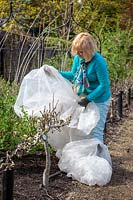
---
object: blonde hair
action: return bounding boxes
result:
[71,32,96,61]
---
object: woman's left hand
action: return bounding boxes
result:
[78,97,90,107]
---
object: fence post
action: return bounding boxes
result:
[127,88,131,106]
[2,169,14,200]
[117,91,123,119]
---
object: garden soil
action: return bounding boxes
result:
[0,103,133,200]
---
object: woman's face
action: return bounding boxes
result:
[77,50,84,58]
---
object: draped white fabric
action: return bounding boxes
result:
[14,65,112,186]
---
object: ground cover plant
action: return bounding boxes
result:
[0,78,39,152]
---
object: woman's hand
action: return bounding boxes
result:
[78,97,91,107]
[44,67,51,76]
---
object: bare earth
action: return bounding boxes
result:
[0,104,133,200]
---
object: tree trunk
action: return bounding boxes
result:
[42,134,51,188]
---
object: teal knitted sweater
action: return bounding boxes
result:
[59,51,111,103]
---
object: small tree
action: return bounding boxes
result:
[0,101,71,198]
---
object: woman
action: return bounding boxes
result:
[59,32,111,143]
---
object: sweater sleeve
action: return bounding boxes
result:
[86,59,110,101]
[59,56,79,81]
